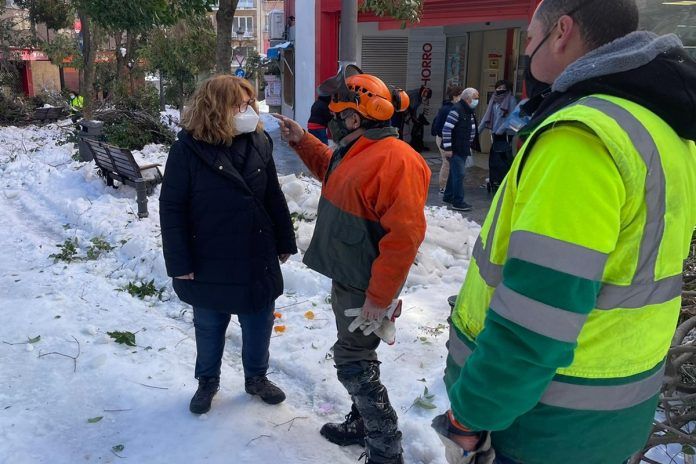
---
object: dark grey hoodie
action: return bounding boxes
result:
[523,31,696,141]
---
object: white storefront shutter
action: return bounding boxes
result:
[360,36,408,89]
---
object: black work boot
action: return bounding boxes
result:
[320,403,366,446]
[189,376,220,414]
[360,451,404,464]
[244,375,286,404]
[337,362,403,460]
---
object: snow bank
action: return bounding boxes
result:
[0,121,485,463]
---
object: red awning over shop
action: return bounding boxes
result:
[320,0,540,28]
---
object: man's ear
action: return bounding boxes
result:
[348,112,362,129]
[552,15,576,53]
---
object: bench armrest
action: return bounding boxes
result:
[139,163,163,170]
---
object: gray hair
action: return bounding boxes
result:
[536,0,639,50]
[460,88,478,103]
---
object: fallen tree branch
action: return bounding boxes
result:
[37,336,80,372]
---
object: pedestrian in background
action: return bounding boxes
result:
[407,85,432,152]
[480,80,517,193]
[432,85,464,194]
[160,75,297,415]
[307,94,332,145]
[441,87,481,212]
[434,0,696,463]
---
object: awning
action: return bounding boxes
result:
[267,42,293,60]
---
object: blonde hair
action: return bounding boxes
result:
[182,74,262,145]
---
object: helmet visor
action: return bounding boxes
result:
[317,64,363,103]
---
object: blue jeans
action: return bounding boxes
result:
[443,154,468,206]
[308,127,329,145]
[193,304,275,379]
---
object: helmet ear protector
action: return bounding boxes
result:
[390,87,409,113]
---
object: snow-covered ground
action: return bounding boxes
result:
[0,116,685,464]
[0,119,479,464]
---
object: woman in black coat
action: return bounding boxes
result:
[159,75,297,414]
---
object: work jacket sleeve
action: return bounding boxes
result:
[366,153,431,307]
[290,131,334,181]
[159,142,194,278]
[448,124,624,431]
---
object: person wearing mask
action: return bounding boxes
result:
[69,92,84,123]
[432,86,464,194]
[433,1,696,463]
[441,88,481,212]
[407,85,433,152]
[480,80,517,193]
[273,66,430,464]
[307,94,332,145]
[159,75,297,415]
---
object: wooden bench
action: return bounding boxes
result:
[31,107,65,124]
[83,139,163,218]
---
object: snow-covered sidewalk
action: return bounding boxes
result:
[0,121,481,464]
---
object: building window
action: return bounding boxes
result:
[264,13,269,33]
[234,16,255,36]
[238,0,255,9]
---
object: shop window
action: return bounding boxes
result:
[445,36,469,92]
[638,1,695,54]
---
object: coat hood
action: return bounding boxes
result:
[527,32,696,141]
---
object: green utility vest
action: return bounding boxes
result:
[447,95,696,463]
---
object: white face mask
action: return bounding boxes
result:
[470,99,479,109]
[233,107,259,134]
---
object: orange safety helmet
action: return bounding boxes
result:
[318,65,409,121]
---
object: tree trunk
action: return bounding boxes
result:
[115,32,126,82]
[78,10,96,120]
[159,69,165,112]
[215,0,239,74]
[339,0,358,68]
[58,66,65,91]
[126,31,137,94]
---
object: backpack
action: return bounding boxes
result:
[431,103,452,137]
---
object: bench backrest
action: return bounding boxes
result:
[32,107,64,121]
[85,140,143,181]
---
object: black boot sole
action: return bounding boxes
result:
[189,393,216,414]
[319,426,366,447]
[189,402,212,414]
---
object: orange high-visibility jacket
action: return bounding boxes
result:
[291,127,430,306]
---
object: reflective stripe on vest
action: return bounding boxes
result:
[447,323,665,411]
[471,183,507,288]
[470,97,682,309]
[448,95,683,410]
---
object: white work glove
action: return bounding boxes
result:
[344,299,402,345]
[431,413,495,464]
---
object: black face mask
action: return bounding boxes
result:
[495,89,508,96]
[523,26,555,100]
[523,0,599,100]
[327,113,353,144]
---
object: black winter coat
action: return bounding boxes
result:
[159,129,297,313]
[450,101,481,157]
